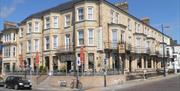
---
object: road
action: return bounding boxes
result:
[0,75,179,91]
[117,76,180,91]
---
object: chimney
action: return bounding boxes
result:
[4,21,17,29]
[141,17,150,24]
[115,2,128,12]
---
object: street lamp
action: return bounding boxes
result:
[161,24,170,77]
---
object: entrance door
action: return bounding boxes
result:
[67,61,71,73]
[45,56,50,71]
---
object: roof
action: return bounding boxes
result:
[102,0,172,39]
[20,0,82,24]
[19,0,172,39]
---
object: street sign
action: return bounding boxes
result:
[77,57,81,66]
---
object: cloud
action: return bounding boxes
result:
[0,0,24,18]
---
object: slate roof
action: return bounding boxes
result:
[20,0,82,24]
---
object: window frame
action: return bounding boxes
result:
[88,28,94,45]
[34,21,40,32]
[77,7,84,21]
[53,35,58,49]
[87,6,94,20]
[44,16,50,29]
[53,16,59,28]
[64,14,71,27]
[78,29,84,46]
[27,22,32,33]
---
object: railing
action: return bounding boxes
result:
[57,45,73,53]
[133,47,149,54]
[104,42,133,53]
[104,42,119,49]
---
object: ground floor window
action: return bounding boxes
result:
[45,56,50,70]
[4,63,10,72]
[148,58,151,68]
[53,56,58,71]
[137,57,142,68]
[88,53,94,70]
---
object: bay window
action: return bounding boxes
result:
[78,30,84,46]
[87,6,93,20]
[34,39,39,51]
[88,29,94,45]
[45,36,50,50]
[27,40,31,52]
[53,16,58,28]
[53,35,58,49]
[27,22,32,33]
[65,15,70,27]
[77,7,84,21]
[34,21,40,32]
[45,16,50,29]
[112,30,118,48]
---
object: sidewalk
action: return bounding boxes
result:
[85,73,180,91]
[33,73,180,91]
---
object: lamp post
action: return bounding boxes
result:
[161,24,170,77]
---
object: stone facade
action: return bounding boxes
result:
[1,0,173,74]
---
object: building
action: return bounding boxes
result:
[1,21,18,73]
[0,32,3,74]
[167,45,180,72]
[2,0,173,74]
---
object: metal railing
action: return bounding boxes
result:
[57,45,74,53]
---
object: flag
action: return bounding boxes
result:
[36,51,40,65]
[19,54,23,68]
[80,47,84,64]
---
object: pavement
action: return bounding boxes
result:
[0,73,179,91]
[85,73,180,91]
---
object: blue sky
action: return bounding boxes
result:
[0,0,180,43]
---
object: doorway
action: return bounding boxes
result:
[66,61,72,73]
[45,56,50,71]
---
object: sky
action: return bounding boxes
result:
[0,0,180,43]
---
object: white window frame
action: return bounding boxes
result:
[77,29,84,46]
[65,14,70,27]
[77,7,84,21]
[128,19,131,30]
[88,28,94,45]
[115,12,119,24]
[53,35,58,49]
[34,39,39,52]
[53,16,59,28]
[13,46,16,57]
[27,22,32,33]
[45,36,50,50]
[97,27,103,50]
[112,29,118,48]
[27,40,31,52]
[44,16,50,29]
[65,34,70,50]
[87,6,94,20]
[34,21,40,32]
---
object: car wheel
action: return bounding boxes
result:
[29,87,32,90]
[14,84,18,90]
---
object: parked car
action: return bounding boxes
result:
[0,77,4,86]
[4,76,32,90]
